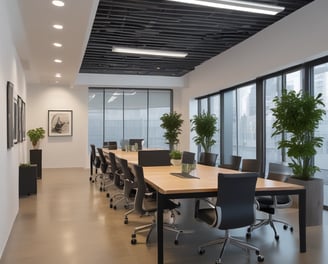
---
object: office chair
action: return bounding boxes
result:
[181,151,195,164]
[130,164,191,245]
[198,152,218,166]
[219,155,242,170]
[96,148,113,192]
[106,152,122,198]
[195,173,264,264]
[241,159,259,173]
[246,163,293,240]
[110,157,136,210]
[138,150,171,166]
[129,139,144,150]
[103,141,118,150]
[89,144,101,183]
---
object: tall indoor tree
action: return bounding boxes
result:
[271,89,326,180]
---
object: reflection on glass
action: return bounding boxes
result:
[313,62,328,207]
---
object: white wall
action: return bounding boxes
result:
[179,0,328,150]
[0,0,27,257]
[27,85,89,168]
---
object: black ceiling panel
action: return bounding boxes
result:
[80,0,313,77]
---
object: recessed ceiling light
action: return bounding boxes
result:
[55,73,62,78]
[53,42,62,47]
[167,0,285,15]
[54,59,62,63]
[53,24,63,30]
[112,46,188,58]
[52,1,65,7]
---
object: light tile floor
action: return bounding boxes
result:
[0,168,327,264]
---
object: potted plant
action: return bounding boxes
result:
[27,127,45,149]
[160,111,184,151]
[170,149,182,166]
[191,111,218,166]
[271,89,326,226]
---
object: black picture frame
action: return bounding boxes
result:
[14,97,18,144]
[17,96,23,142]
[6,81,14,148]
[48,110,73,137]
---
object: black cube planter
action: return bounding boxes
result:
[30,149,42,179]
[19,164,37,196]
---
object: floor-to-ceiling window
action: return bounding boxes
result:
[313,62,328,208]
[236,84,257,159]
[88,88,172,150]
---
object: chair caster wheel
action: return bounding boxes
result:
[106,193,110,198]
[246,232,251,239]
[198,248,205,255]
[113,206,117,210]
[275,235,279,240]
[257,255,264,262]
[290,227,294,232]
[124,205,129,209]
[92,180,95,183]
[110,198,113,202]
[283,225,288,230]
[124,218,128,224]
[89,177,92,181]
[215,259,222,264]
[174,240,178,245]
[110,204,113,208]
[131,238,137,245]
[99,187,102,192]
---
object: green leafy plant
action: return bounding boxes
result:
[27,127,45,148]
[160,111,184,150]
[19,163,32,168]
[169,149,182,160]
[271,89,326,180]
[191,111,218,153]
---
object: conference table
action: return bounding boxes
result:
[104,149,306,264]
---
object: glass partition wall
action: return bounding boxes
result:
[88,88,172,150]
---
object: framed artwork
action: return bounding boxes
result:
[22,100,26,141]
[6,81,14,148]
[48,110,73,137]
[14,98,18,144]
[17,96,23,142]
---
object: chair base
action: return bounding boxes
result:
[109,193,133,210]
[198,230,264,263]
[130,216,193,245]
[247,214,293,240]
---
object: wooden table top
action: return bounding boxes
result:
[142,164,304,195]
[102,148,304,195]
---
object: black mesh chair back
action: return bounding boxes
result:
[90,144,100,175]
[108,152,122,188]
[219,155,242,170]
[118,158,134,182]
[103,141,118,150]
[217,173,258,229]
[138,150,171,166]
[181,151,195,164]
[130,164,154,214]
[199,152,218,166]
[97,148,108,173]
[129,139,144,150]
[241,159,259,173]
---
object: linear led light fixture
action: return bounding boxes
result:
[112,46,188,58]
[167,0,285,15]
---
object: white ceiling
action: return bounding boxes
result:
[10,0,99,87]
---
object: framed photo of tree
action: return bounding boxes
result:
[48,110,73,137]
